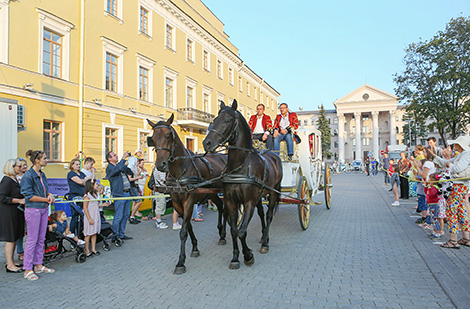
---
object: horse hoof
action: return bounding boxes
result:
[218,239,227,246]
[173,266,186,275]
[260,246,269,254]
[244,256,255,266]
[190,250,200,258]
[229,262,240,269]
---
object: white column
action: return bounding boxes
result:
[372,111,379,159]
[354,112,362,162]
[390,110,397,145]
[337,113,345,163]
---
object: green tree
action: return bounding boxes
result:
[316,105,332,159]
[394,17,470,146]
[401,112,428,146]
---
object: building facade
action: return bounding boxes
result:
[0,0,280,178]
[297,84,455,163]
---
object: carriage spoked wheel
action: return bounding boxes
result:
[324,164,332,210]
[297,176,311,230]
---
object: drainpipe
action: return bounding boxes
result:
[78,0,85,153]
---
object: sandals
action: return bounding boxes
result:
[24,270,39,281]
[440,240,461,249]
[457,238,470,247]
[34,266,55,273]
[18,253,24,261]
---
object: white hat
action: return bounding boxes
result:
[448,136,470,152]
[134,149,142,154]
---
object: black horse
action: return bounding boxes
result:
[147,115,227,274]
[203,100,283,269]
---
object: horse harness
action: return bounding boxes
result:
[153,124,215,191]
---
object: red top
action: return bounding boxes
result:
[424,185,439,204]
[273,112,299,132]
[248,114,273,133]
[388,165,394,176]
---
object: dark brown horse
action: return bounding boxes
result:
[147,115,227,274]
[202,100,283,269]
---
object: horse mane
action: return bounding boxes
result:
[235,110,254,149]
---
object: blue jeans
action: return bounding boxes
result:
[112,192,130,238]
[428,203,441,230]
[274,133,294,156]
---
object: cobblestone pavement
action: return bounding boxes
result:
[1,173,467,308]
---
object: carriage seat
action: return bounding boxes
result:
[252,139,299,162]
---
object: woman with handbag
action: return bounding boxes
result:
[432,136,470,249]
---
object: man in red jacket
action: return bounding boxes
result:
[273,103,299,160]
[248,104,273,150]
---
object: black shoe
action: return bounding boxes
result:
[92,251,100,256]
[5,265,24,273]
[129,218,140,224]
[122,235,133,240]
[288,155,293,161]
[415,218,426,224]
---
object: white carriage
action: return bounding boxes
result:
[270,128,332,230]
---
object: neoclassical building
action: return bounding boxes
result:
[297,84,450,163]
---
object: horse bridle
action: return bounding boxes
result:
[153,124,177,162]
[208,111,239,149]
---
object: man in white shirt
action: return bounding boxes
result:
[248,104,273,150]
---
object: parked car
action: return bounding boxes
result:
[351,160,362,171]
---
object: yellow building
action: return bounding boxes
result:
[0,0,280,179]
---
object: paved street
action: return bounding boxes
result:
[1,173,469,308]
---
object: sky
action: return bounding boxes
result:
[201,0,470,112]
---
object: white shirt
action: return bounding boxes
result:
[81,168,93,178]
[279,114,290,130]
[253,116,266,134]
[422,161,436,180]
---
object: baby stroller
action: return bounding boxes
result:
[66,194,122,250]
[44,215,87,263]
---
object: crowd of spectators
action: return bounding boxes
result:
[0,148,200,281]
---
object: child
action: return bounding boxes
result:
[83,179,110,257]
[426,173,445,238]
[81,157,96,179]
[390,165,400,206]
[49,210,86,245]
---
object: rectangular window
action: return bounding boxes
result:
[303,120,308,126]
[105,127,118,155]
[203,93,209,114]
[140,6,148,34]
[217,60,222,79]
[229,68,233,85]
[203,50,209,71]
[106,52,117,91]
[362,138,370,146]
[186,86,193,108]
[334,142,338,148]
[107,0,117,16]
[43,120,61,161]
[311,119,315,125]
[165,77,173,108]
[254,87,257,101]
[166,24,173,50]
[333,117,338,124]
[43,29,62,78]
[187,39,193,62]
[239,76,242,92]
[139,132,149,161]
[247,82,250,96]
[139,66,148,101]
[362,126,370,133]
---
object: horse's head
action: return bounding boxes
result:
[203,100,239,153]
[147,114,176,172]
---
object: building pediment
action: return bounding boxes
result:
[334,84,398,113]
[335,84,398,104]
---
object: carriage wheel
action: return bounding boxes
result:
[324,164,332,209]
[297,176,311,230]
